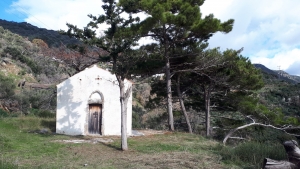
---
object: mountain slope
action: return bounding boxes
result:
[254,63,300,84]
[0,19,79,47]
[0,25,73,112]
[253,64,300,117]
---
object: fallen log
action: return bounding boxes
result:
[263,158,296,169]
[263,140,300,169]
[25,83,53,89]
[17,81,54,89]
[284,140,300,167]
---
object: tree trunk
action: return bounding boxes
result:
[117,77,131,151]
[163,25,174,131]
[284,140,300,167]
[204,85,211,136]
[176,75,193,134]
[263,158,296,169]
[166,58,174,131]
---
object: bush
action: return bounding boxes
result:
[132,106,146,129]
[2,47,41,74]
[2,46,21,59]
[146,112,168,130]
[17,88,56,113]
[29,109,55,118]
[0,73,15,99]
[218,141,287,168]
[0,108,9,117]
[32,38,48,48]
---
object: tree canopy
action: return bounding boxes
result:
[119,0,235,131]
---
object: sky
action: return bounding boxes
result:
[1,0,300,76]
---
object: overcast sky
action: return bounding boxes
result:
[1,0,300,76]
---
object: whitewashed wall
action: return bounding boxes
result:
[56,65,132,136]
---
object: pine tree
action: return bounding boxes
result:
[121,0,234,131]
[182,49,264,136]
[62,0,141,150]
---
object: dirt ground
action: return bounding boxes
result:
[47,130,227,169]
[53,129,168,144]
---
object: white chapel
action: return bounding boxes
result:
[56,65,132,136]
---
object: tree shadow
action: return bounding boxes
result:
[100,142,122,151]
[41,119,56,132]
[56,74,82,135]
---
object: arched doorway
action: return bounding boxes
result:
[88,104,102,134]
[88,92,103,135]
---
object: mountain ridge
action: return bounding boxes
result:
[0,19,79,47]
[253,63,300,84]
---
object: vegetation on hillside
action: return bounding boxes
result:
[0,26,71,114]
[0,19,80,47]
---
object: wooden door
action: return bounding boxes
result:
[88,104,102,134]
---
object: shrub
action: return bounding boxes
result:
[17,88,56,113]
[29,109,55,118]
[32,38,48,48]
[146,112,168,130]
[0,108,9,117]
[0,73,15,99]
[18,69,26,75]
[132,105,146,129]
[218,141,287,168]
[2,46,22,59]
[2,47,41,74]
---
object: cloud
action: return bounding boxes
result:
[10,0,104,31]
[251,48,300,75]
[201,0,300,75]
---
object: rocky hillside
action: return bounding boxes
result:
[253,64,300,117]
[0,25,74,113]
[254,64,300,84]
[274,70,300,83]
[0,19,79,47]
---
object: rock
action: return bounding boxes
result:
[39,128,49,134]
[131,130,145,136]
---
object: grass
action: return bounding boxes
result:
[0,116,286,169]
[217,141,287,168]
[0,117,69,168]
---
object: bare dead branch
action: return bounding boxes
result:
[223,121,300,145]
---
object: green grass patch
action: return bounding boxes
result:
[217,141,287,168]
[3,116,56,132]
[0,117,73,168]
[0,116,275,168]
[133,141,182,153]
[121,132,217,154]
[0,158,19,169]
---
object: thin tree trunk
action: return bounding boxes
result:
[176,75,192,133]
[164,25,174,131]
[204,85,211,137]
[166,59,174,131]
[117,77,128,151]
